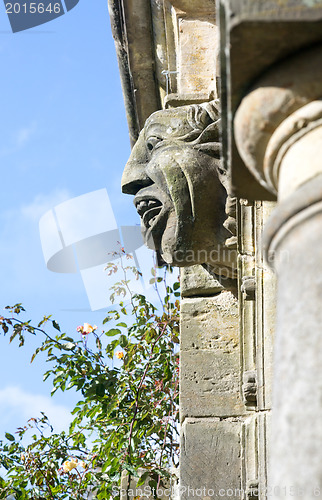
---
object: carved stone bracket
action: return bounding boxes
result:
[242,370,257,406]
[241,276,256,301]
[121,101,238,279]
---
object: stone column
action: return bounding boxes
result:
[234,45,322,499]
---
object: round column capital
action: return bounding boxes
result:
[234,44,322,194]
[264,100,322,195]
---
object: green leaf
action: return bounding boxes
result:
[136,470,150,487]
[5,433,14,442]
[101,460,111,473]
[52,320,60,331]
[119,335,128,348]
[95,383,105,397]
[30,349,39,364]
[62,342,75,350]
[105,328,121,337]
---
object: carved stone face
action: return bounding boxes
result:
[121,102,237,277]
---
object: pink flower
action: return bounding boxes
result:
[77,323,97,335]
[83,323,97,334]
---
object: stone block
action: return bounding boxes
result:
[180,293,239,352]
[180,265,224,298]
[180,349,245,419]
[177,18,218,95]
[180,418,242,500]
[180,293,245,419]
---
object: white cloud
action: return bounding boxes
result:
[21,188,73,222]
[15,122,37,148]
[0,122,38,158]
[0,386,72,434]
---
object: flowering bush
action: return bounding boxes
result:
[0,257,180,499]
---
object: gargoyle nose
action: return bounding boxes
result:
[121,131,152,195]
[121,161,152,195]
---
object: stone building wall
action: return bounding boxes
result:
[109,1,278,498]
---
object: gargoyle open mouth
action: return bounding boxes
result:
[135,198,163,229]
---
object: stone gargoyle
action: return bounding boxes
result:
[121,100,237,280]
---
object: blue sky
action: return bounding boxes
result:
[0,0,143,439]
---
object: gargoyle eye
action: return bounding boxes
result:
[146,137,162,152]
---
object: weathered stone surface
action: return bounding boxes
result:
[164,92,215,109]
[180,350,245,419]
[178,18,218,95]
[241,415,258,496]
[180,293,245,419]
[241,412,270,499]
[224,0,322,21]
[230,9,322,489]
[181,265,224,298]
[108,0,159,145]
[238,201,257,411]
[180,293,238,351]
[180,418,242,499]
